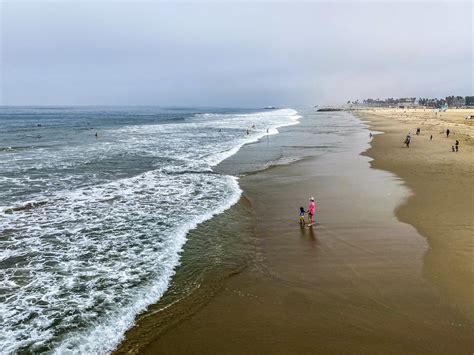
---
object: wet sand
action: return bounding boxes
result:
[117,110,473,353]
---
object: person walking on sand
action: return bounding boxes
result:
[455,140,459,152]
[404,134,411,148]
[307,197,316,227]
[446,129,450,138]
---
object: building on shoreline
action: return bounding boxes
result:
[398,98,418,109]
[355,96,471,109]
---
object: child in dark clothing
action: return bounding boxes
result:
[299,207,306,226]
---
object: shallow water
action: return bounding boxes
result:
[0,106,299,353]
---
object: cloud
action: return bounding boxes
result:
[1,1,472,106]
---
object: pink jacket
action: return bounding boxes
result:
[308,201,315,215]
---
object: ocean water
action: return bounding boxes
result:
[0,107,300,354]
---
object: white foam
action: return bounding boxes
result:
[0,108,300,354]
[52,176,242,354]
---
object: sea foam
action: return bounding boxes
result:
[0,108,300,353]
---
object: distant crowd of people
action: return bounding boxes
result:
[400,127,460,152]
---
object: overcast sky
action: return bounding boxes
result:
[1,1,472,107]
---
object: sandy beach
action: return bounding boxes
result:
[115,109,474,354]
[357,108,474,321]
[4,2,473,352]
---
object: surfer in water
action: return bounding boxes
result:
[307,197,315,227]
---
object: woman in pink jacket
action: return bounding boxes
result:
[307,197,315,227]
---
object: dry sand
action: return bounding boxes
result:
[363,107,474,140]
[116,109,474,354]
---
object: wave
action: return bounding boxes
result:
[0,108,301,354]
[52,176,242,354]
[3,200,48,214]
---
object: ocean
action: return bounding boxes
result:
[0,106,300,353]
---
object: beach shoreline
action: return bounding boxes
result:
[116,108,474,354]
[355,108,474,321]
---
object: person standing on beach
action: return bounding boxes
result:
[307,197,316,227]
[446,129,450,138]
[430,135,433,141]
[455,140,459,152]
[299,207,306,226]
[404,134,411,148]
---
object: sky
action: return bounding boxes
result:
[1,0,472,107]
